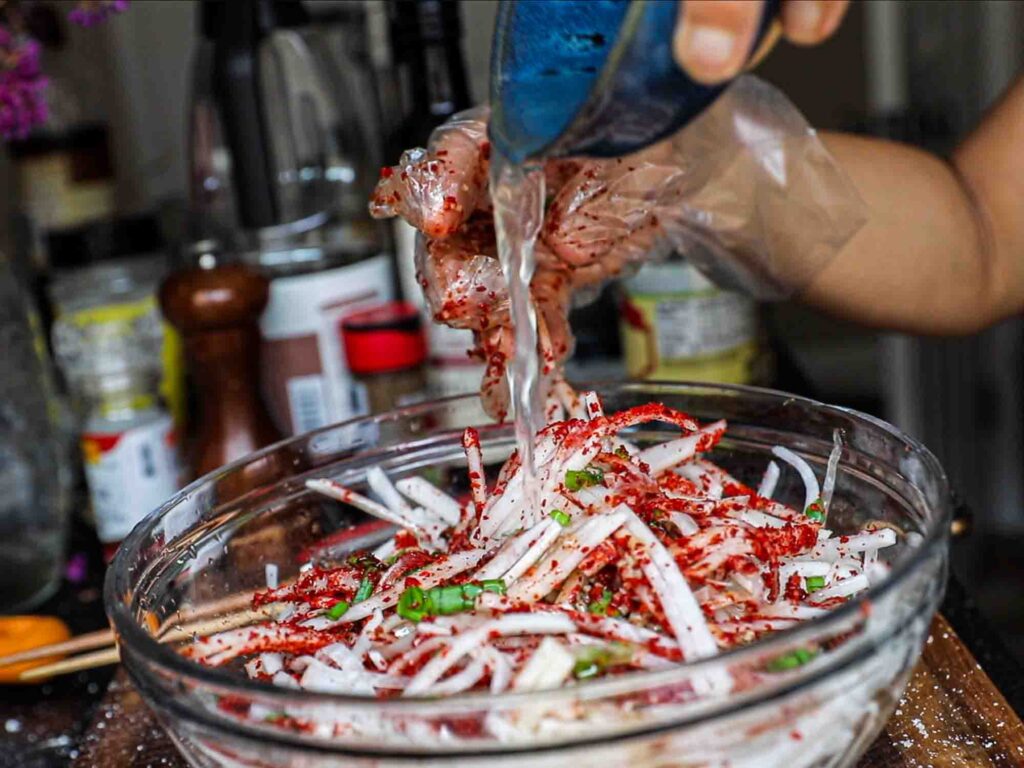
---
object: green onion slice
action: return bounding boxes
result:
[326,600,350,620]
[549,509,571,526]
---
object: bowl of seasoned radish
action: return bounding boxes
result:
[106,382,950,768]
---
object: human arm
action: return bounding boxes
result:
[802,77,1024,335]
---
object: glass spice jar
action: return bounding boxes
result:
[340,302,428,415]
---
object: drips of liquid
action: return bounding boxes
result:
[490,153,546,506]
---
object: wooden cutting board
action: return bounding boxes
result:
[74,614,1024,767]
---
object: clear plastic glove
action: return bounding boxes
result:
[369,76,865,417]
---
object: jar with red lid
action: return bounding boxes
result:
[340,302,429,415]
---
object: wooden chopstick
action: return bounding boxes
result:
[19,646,122,681]
[9,606,280,684]
[0,627,114,668]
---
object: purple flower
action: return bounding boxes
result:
[68,0,130,28]
[0,27,49,140]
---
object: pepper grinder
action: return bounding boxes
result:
[160,241,282,479]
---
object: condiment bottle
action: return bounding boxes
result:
[618,256,770,385]
[340,302,428,415]
[159,243,281,479]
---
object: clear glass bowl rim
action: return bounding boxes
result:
[105,382,951,727]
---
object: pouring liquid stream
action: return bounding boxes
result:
[490,153,546,508]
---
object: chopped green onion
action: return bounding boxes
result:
[479,579,507,595]
[353,577,374,603]
[614,446,630,460]
[571,642,633,679]
[805,498,825,523]
[426,586,454,614]
[397,586,427,622]
[587,589,614,615]
[326,600,350,620]
[396,581,506,622]
[765,647,818,672]
[564,468,603,491]
[549,509,571,527]
[805,576,826,592]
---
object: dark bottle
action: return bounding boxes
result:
[387,0,483,400]
[159,242,281,479]
[387,0,471,151]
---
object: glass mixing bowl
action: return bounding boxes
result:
[106,383,950,768]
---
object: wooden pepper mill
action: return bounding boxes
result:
[159,242,282,479]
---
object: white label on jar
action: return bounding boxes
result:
[394,220,479,369]
[286,374,330,435]
[653,292,756,361]
[81,413,180,543]
[260,254,394,434]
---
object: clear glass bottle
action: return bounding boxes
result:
[51,261,183,560]
[0,256,69,610]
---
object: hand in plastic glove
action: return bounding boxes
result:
[674,0,850,84]
[370,108,687,418]
[370,80,863,418]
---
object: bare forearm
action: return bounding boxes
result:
[802,78,1024,335]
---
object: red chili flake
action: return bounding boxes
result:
[379,166,393,178]
[436,150,449,156]
[443,195,459,211]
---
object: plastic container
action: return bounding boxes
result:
[106,383,950,768]
[340,301,428,415]
[489,0,780,160]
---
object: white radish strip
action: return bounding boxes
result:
[564,612,680,659]
[771,447,821,512]
[810,528,897,560]
[545,391,566,423]
[372,538,396,561]
[473,517,558,581]
[422,656,488,697]
[622,509,718,661]
[299,658,406,695]
[507,512,627,602]
[367,466,416,519]
[272,670,300,689]
[306,479,427,533]
[395,476,461,527]
[403,613,576,696]
[482,648,513,694]
[758,602,830,620]
[581,390,603,420]
[676,462,723,499]
[500,519,564,584]
[639,420,726,475]
[866,560,890,585]
[669,511,699,535]
[757,461,780,499]
[808,573,870,602]
[386,635,447,674]
[822,429,844,513]
[512,636,575,692]
[335,548,489,624]
[779,560,831,582]
[554,569,584,604]
[461,428,489,517]
[264,563,279,590]
[734,509,788,529]
[714,618,800,634]
[245,652,284,678]
[555,378,585,419]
